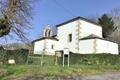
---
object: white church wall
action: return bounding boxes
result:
[79,39,95,54]
[96,39,119,54]
[80,20,102,38]
[57,18,102,53]
[33,39,59,55]
[57,21,78,53]
[34,40,44,54]
[45,39,59,55]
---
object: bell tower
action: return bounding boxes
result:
[43,25,52,37]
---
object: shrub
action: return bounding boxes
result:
[0,48,29,64]
[27,53,120,66]
[67,53,120,65]
[0,47,7,64]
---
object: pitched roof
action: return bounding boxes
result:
[80,34,102,40]
[56,16,101,27]
[80,34,116,43]
[52,35,57,38]
[32,37,59,43]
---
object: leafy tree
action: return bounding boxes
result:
[98,14,115,38]
[0,0,33,41]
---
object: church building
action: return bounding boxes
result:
[32,17,119,55]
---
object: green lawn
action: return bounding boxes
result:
[1,64,120,80]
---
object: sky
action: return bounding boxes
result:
[2,0,120,43]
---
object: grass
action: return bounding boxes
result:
[1,64,120,80]
[1,54,120,80]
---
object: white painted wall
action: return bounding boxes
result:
[46,39,59,55]
[96,39,119,54]
[33,39,59,55]
[78,38,119,54]
[57,21,78,53]
[80,20,102,38]
[34,40,44,54]
[57,19,102,53]
[79,39,95,54]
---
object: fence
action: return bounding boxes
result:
[27,53,56,66]
[27,52,120,66]
[1,47,120,66]
[0,48,29,64]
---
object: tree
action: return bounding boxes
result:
[98,14,115,38]
[87,14,100,23]
[0,0,33,42]
[108,8,120,44]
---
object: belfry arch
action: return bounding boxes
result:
[43,25,52,37]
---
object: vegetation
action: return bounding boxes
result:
[28,55,55,65]
[88,8,120,44]
[98,14,116,38]
[109,8,120,45]
[1,52,120,79]
[1,64,120,80]
[0,0,33,42]
[28,53,120,65]
[69,53,120,65]
[0,48,29,64]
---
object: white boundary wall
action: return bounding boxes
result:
[79,39,119,54]
[79,39,95,54]
[96,39,119,54]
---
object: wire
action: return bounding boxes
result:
[52,0,76,17]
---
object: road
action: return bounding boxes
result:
[80,72,120,80]
[26,72,120,80]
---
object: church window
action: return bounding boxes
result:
[51,45,54,49]
[68,34,72,42]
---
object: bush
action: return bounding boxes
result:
[0,47,7,64]
[28,53,120,66]
[0,48,29,64]
[68,53,120,65]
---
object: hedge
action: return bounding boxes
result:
[0,48,29,64]
[67,53,120,65]
[27,55,55,65]
[27,53,120,65]
[0,47,7,64]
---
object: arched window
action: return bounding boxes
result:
[43,25,52,37]
[48,30,51,37]
[45,30,48,37]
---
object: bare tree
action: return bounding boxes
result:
[109,8,120,30]
[0,0,33,42]
[108,8,120,44]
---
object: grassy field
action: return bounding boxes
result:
[1,54,120,80]
[1,64,120,80]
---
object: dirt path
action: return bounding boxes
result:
[81,72,120,80]
[25,72,120,80]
